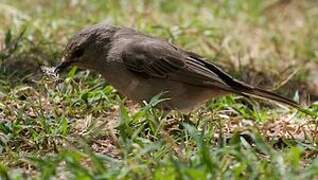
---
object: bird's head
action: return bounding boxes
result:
[55,23,118,73]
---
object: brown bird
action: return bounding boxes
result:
[55,23,303,113]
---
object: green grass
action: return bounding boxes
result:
[0,0,318,179]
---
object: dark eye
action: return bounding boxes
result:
[71,48,85,58]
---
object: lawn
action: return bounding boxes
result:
[0,0,318,179]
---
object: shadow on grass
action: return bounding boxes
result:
[0,27,61,87]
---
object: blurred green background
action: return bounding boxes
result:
[1,0,318,96]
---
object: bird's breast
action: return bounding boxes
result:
[100,63,227,111]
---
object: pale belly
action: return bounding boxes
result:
[102,68,227,112]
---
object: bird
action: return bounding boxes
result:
[54,23,304,113]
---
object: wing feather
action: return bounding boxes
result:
[120,37,305,113]
[121,39,231,90]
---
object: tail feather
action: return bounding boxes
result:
[186,54,315,116]
[241,87,301,109]
[195,56,312,114]
[240,87,317,116]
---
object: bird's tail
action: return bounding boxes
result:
[240,86,301,110]
[238,86,316,116]
[196,57,313,115]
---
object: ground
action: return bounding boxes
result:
[0,0,318,179]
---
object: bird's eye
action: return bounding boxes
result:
[71,48,85,58]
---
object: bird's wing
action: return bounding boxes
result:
[121,39,232,91]
[121,38,305,112]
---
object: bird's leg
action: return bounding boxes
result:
[181,113,195,126]
[154,110,172,136]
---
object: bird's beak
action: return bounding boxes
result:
[54,57,73,73]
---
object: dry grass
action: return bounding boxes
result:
[0,0,318,179]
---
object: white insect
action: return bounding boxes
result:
[41,66,59,79]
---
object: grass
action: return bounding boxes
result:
[0,0,318,179]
